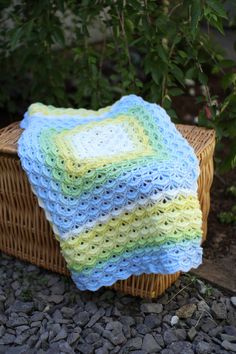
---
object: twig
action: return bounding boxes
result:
[195,309,217,328]
[197,62,213,108]
[168,2,183,18]
[195,309,204,328]
[167,280,193,304]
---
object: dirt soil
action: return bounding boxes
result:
[192,168,236,293]
[204,169,236,260]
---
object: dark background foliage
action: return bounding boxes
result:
[0,0,236,171]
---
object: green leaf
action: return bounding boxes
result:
[52,26,65,47]
[209,16,225,34]
[151,68,161,85]
[150,61,166,85]
[198,72,208,85]
[191,0,201,35]
[178,50,187,59]
[171,65,184,86]
[169,88,184,96]
[186,67,197,79]
[158,46,168,64]
[220,59,235,69]
[166,108,178,121]
[9,27,23,50]
[125,19,134,33]
[222,73,236,90]
[206,0,227,19]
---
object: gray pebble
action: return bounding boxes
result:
[168,341,194,354]
[7,316,28,327]
[4,345,30,354]
[188,327,197,341]
[201,319,217,333]
[58,341,74,353]
[144,314,161,329]
[10,301,34,314]
[0,295,6,302]
[52,309,63,322]
[208,325,222,337]
[163,314,173,325]
[30,321,41,327]
[142,334,161,353]
[154,333,164,347]
[103,330,126,346]
[110,346,121,354]
[61,306,74,318]
[112,307,121,317]
[50,282,65,295]
[225,324,236,336]
[67,331,80,345]
[85,301,98,315]
[163,329,178,345]
[141,303,163,314]
[195,341,212,354]
[95,348,109,354]
[47,294,64,304]
[77,343,94,354]
[220,333,236,342]
[1,333,16,344]
[0,314,7,325]
[31,312,44,322]
[211,301,227,320]
[86,332,100,344]
[125,337,142,350]
[87,308,105,328]
[105,321,123,334]
[93,323,104,335]
[221,340,236,352]
[14,332,30,345]
[51,328,67,342]
[0,325,5,338]
[120,315,135,327]
[74,311,89,327]
[175,328,187,341]
[137,325,150,336]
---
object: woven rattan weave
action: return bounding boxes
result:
[0,122,215,298]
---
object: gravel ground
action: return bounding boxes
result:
[0,252,235,354]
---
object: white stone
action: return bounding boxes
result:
[170,315,179,326]
[231,297,236,308]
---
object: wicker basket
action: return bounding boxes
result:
[0,122,215,298]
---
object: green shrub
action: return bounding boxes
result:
[0,0,235,171]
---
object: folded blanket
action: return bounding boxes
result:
[18,95,202,291]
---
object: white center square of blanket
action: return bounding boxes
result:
[71,121,136,159]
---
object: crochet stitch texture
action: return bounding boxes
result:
[18,95,203,291]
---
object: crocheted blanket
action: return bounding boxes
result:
[18,95,203,291]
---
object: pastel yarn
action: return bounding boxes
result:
[18,95,203,291]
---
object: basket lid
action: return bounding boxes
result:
[0,121,215,157]
[0,122,22,155]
